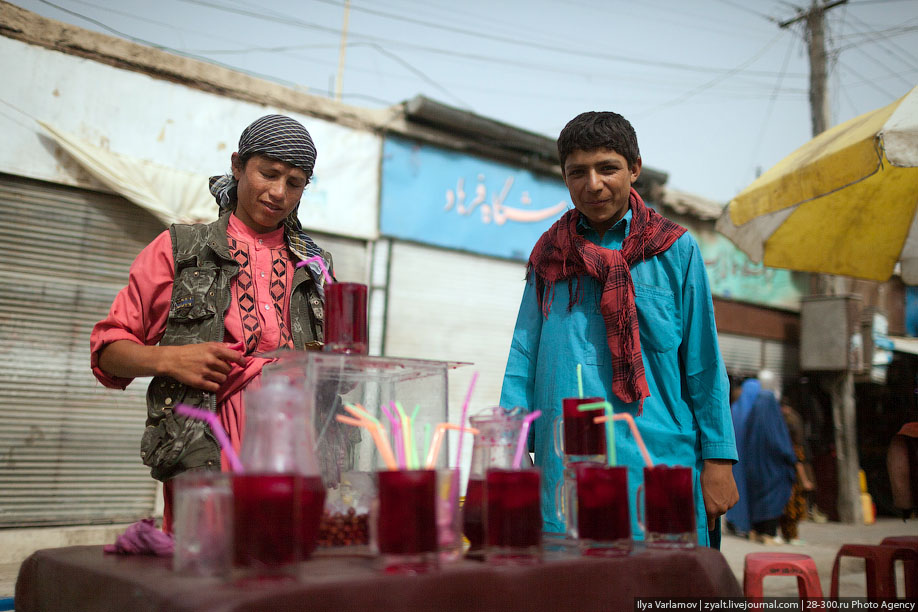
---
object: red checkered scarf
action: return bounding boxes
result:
[527,188,686,413]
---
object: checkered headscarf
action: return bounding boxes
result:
[209,114,328,287]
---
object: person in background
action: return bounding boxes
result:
[779,397,815,545]
[499,111,738,548]
[725,377,760,539]
[90,115,333,532]
[741,371,797,545]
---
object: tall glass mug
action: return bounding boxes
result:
[638,465,697,549]
[172,471,233,577]
[485,467,542,564]
[574,463,631,556]
[463,407,526,556]
[553,396,606,537]
[371,469,438,574]
[323,282,368,355]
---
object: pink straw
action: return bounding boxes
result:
[175,403,244,473]
[295,255,334,285]
[454,372,478,470]
[512,410,541,469]
[593,411,654,468]
[380,403,404,469]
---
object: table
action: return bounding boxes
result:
[16,541,741,612]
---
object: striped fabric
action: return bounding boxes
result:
[527,188,686,412]
[208,114,328,289]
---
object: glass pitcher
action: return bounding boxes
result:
[233,376,326,573]
[462,406,526,554]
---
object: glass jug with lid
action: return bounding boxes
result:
[462,406,527,553]
[233,376,326,571]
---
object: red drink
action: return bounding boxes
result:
[485,469,541,557]
[462,478,485,552]
[575,464,630,548]
[298,475,326,559]
[232,473,300,568]
[376,470,437,555]
[562,397,606,456]
[324,282,368,354]
[643,465,696,547]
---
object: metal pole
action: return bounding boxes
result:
[334,0,351,102]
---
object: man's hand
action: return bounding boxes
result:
[98,340,245,393]
[158,343,246,392]
[701,458,739,530]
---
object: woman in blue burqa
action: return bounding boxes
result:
[726,372,796,544]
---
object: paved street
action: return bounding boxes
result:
[1,517,914,604]
[719,517,917,597]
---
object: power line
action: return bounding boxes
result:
[635,31,786,117]
[709,0,778,22]
[175,0,806,79]
[748,30,799,176]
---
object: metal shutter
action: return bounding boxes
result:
[383,242,527,472]
[0,173,162,526]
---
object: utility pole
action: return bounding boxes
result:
[334,0,351,102]
[780,0,862,525]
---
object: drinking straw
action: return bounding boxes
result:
[342,404,398,469]
[577,363,583,398]
[424,423,480,469]
[422,423,432,464]
[577,400,617,467]
[512,410,542,469]
[294,255,334,285]
[593,411,654,468]
[175,403,244,473]
[393,402,415,469]
[454,372,478,470]
[380,403,404,468]
[410,404,422,468]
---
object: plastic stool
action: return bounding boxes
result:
[830,543,918,599]
[744,552,823,598]
[881,536,918,551]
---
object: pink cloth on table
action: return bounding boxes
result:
[90,213,297,529]
[103,518,174,556]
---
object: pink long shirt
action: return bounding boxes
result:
[90,213,296,528]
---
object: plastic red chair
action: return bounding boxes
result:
[744,552,823,598]
[830,543,918,599]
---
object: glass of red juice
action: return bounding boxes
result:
[297,474,327,559]
[232,473,301,575]
[323,282,368,355]
[485,468,542,564]
[462,477,485,553]
[373,469,438,573]
[575,463,632,556]
[641,465,697,548]
[561,397,607,457]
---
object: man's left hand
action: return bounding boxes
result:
[701,459,739,530]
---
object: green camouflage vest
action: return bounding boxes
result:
[140,212,330,481]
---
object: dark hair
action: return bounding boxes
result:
[557,111,640,170]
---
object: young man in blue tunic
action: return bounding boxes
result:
[499,111,739,547]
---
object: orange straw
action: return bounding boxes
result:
[338,404,398,470]
[593,411,654,468]
[425,423,480,469]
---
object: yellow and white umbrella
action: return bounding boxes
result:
[716,85,918,283]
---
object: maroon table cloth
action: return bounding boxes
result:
[16,542,741,611]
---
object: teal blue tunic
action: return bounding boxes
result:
[499,211,737,546]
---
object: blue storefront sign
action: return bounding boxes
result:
[380,136,571,260]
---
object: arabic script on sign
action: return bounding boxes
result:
[445,174,568,225]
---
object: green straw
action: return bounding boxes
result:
[394,402,415,469]
[578,400,615,466]
[577,363,583,398]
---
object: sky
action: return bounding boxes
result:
[11,0,918,204]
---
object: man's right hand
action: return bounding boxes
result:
[98,340,245,393]
[157,343,246,392]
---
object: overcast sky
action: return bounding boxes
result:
[12,0,918,203]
